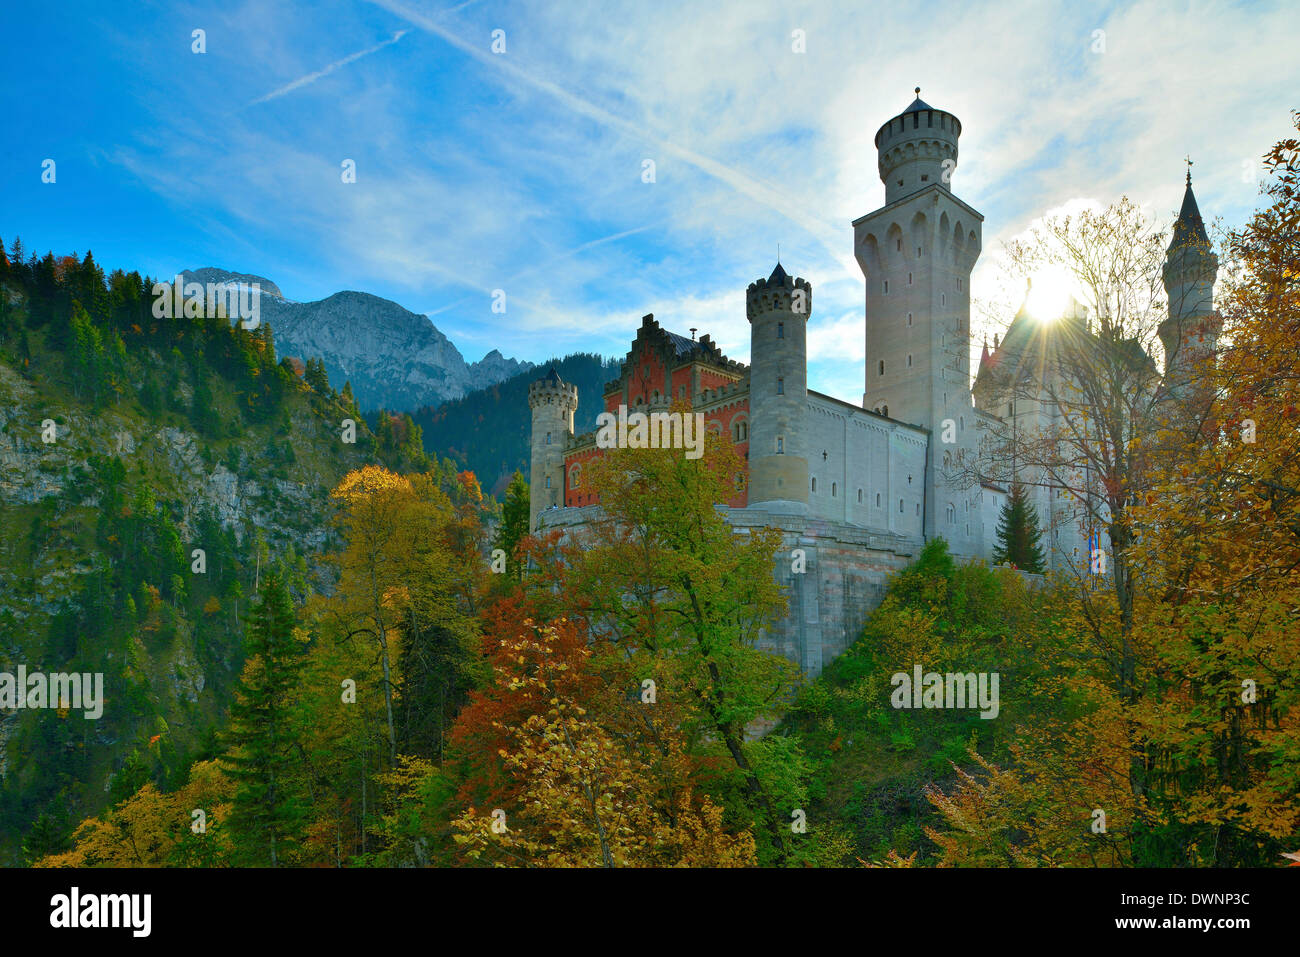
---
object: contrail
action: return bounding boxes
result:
[366,0,845,263]
[247,30,408,107]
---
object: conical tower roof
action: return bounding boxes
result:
[1168,177,1209,252]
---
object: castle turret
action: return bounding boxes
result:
[876,88,962,206]
[854,89,984,557]
[746,263,811,510]
[1159,169,1220,403]
[528,368,578,530]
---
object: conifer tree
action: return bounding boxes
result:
[991,482,1045,572]
[305,357,330,395]
[223,568,306,866]
[493,471,530,581]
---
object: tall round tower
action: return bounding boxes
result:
[1159,170,1220,404]
[875,88,962,206]
[746,263,811,510]
[527,368,578,530]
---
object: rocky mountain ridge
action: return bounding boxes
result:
[179,268,532,413]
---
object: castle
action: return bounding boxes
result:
[525,91,1220,676]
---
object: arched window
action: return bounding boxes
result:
[907,354,912,368]
[946,503,956,523]
[811,477,817,493]
[734,420,748,442]
[879,360,885,376]
[899,498,904,513]
[545,432,551,445]
[907,312,913,326]
[831,482,837,497]
[858,489,863,503]
[777,377,784,395]
[876,492,881,507]
[545,476,551,489]
[570,468,580,489]
[777,322,784,339]
[776,436,784,454]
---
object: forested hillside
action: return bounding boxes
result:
[409,353,620,497]
[0,239,465,864]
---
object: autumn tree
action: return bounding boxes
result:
[965,197,1212,812]
[37,760,234,868]
[1125,112,1300,865]
[451,620,756,867]
[327,466,418,764]
[563,426,802,862]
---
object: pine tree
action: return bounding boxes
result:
[341,380,358,415]
[304,357,330,395]
[493,471,530,581]
[223,568,306,866]
[991,482,1045,572]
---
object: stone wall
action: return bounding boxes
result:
[542,502,923,679]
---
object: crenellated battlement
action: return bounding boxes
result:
[528,374,579,411]
[873,89,962,204]
[746,268,813,322]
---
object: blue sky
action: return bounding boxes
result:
[2,0,1295,404]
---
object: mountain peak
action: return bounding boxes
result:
[180,267,283,300]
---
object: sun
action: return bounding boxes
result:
[1024,267,1075,321]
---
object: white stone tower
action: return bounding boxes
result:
[746,263,812,510]
[527,368,578,530]
[853,89,984,558]
[1159,169,1220,405]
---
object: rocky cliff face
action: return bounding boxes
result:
[180,269,532,413]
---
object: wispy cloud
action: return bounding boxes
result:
[245,30,408,107]
[366,0,845,263]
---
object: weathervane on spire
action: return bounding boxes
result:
[1185,155,1193,186]
[915,86,921,97]
[777,242,781,265]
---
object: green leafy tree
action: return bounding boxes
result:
[991,482,1045,572]
[573,433,802,863]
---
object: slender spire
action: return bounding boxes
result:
[1169,165,1209,252]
